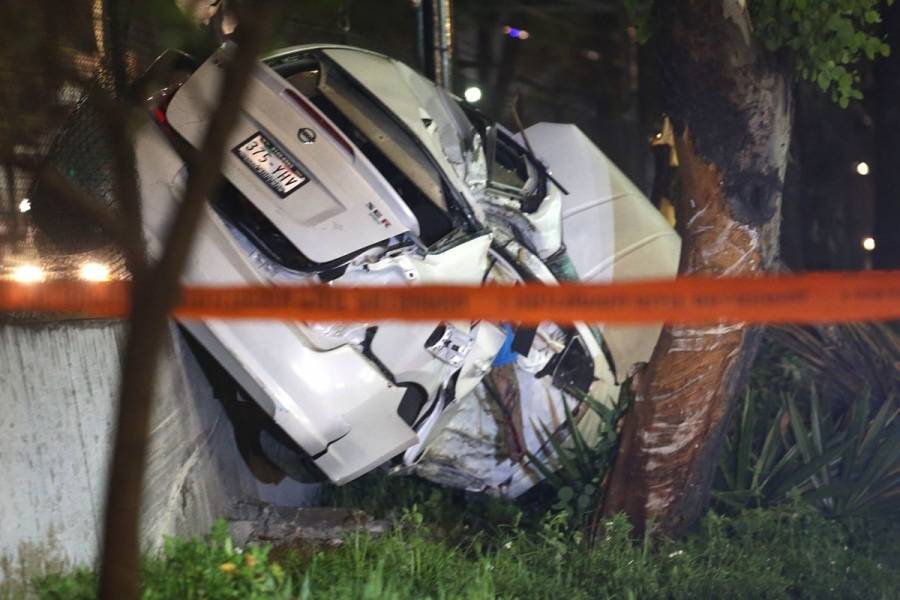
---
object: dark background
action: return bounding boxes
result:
[270,0,899,272]
[2,0,897,271]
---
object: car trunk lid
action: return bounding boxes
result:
[165,45,417,266]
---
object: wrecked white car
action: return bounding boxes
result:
[136,43,679,493]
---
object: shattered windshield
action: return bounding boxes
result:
[464,108,546,211]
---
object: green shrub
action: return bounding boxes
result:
[319,467,524,545]
[526,382,631,530]
[752,0,893,107]
[625,0,895,107]
[33,521,293,600]
[716,329,899,518]
[34,507,900,599]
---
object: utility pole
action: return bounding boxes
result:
[418,0,452,88]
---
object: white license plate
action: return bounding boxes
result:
[233,132,308,197]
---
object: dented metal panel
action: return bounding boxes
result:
[166,49,411,263]
[523,123,681,378]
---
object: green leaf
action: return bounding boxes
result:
[712,489,757,510]
[787,394,815,463]
[582,393,615,422]
[538,419,581,482]
[753,406,786,490]
[859,399,897,455]
[854,429,900,493]
[525,449,564,488]
[772,440,851,500]
[809,387,824,453]
[563,397,590,474]
[736,390,757,491]
[760,444,801,493]
[719,446,737,491]
[809,387,832,487]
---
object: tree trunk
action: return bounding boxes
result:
[602,0,792,536]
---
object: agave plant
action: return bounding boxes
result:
[787,391,899,517]
[771,323,900,410]
[526,383,631,528]
[717,322,900,518]
[715,389,797,510]
[716,384,899,518]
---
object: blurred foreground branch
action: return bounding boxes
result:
[96,6,271,600]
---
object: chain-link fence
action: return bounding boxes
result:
[0,1,421,281]
[0,1,195,280]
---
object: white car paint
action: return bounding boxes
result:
[138,42,679,490]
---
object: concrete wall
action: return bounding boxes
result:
[0,321,317,594]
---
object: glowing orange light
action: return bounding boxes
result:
[12,264,44,283]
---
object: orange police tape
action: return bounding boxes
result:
[1,270,899,325]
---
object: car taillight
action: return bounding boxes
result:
[146,82,180,129]
[152,105,168,125]
[146,85,193,155]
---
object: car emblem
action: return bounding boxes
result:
[297,128,317,144]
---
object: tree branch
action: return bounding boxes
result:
[97,7,271,599]
[39,166,147,275]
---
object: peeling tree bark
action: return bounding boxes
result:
[602,0,792,535]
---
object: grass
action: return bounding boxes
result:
[266,505,900,599]
[31,329,900,598]
[33,502,900,600]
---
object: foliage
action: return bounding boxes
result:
[716,388,793,510]
[717,387,899,517]
[526,383,631,529]
[752,0,893,107]
[320,467,456,520]
[33,521,294,600]
[622,0,657,43]
[323,382,630,535]
[35,505,900,599]
[623,0,894,107]
[786,391,898,516]
[771,323,900,410]
[716,326,900,518]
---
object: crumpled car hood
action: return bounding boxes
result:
[525,123,681,379]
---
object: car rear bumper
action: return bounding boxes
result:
[136,120,418,484]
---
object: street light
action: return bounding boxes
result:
[12,264,44,283]
[862,236,876,252]
[79,262,110,282]
[856,161,870,176]
[464,86,482,103]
